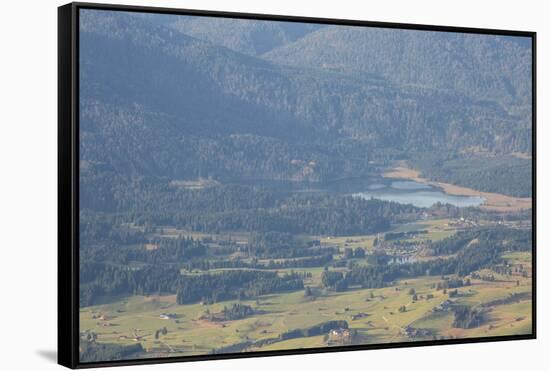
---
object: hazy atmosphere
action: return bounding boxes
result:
[78,9,533,363]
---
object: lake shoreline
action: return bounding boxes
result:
[383,165,532,212]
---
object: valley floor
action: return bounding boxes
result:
[80,228,533,359]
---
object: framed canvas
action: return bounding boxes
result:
[58,2,536,368]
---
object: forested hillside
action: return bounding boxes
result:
[263,26,532,109]
[410,153,532,197]
[80,10,532,189]
[169,16,324,56]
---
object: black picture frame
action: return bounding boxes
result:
[58,2,537,368]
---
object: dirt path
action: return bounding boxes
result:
[383,164,531,212]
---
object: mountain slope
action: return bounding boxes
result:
[263,26,532,109]
[168,16,324,56]
[79,10,531,185]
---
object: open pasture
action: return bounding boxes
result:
[81,263,532,357]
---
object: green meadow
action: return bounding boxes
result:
[80,251,532,357]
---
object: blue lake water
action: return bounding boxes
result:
[237,177,485,209]
[354,180,485,208]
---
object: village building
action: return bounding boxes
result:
[159,313,177,320]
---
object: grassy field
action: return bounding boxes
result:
[320,219,456,249]
[81,217,532,358]
[80,261,532,358]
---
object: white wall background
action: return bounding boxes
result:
[0,0,545,369]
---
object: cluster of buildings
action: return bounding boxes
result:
[402,325,432,338]
[327,328,352,344]
[431,299,456,313]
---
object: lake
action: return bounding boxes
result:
[353,180,485,208]
[233,177,485,208]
